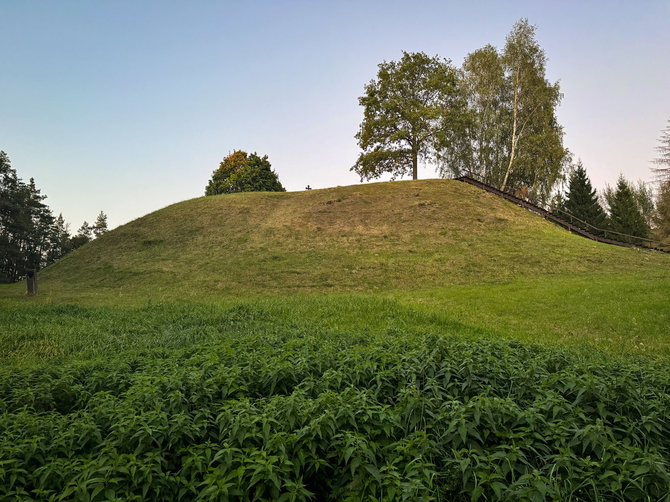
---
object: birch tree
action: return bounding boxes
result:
[439,19,567,204]
[439,45,508,185]
[499,19,566,202]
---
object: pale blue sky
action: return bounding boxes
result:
[2,1,669,230]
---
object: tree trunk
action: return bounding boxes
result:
[412,153,418,180]
[501,67,520,192]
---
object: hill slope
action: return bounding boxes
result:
[15,179,666,302]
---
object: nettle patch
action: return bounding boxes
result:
[1,332,669,501]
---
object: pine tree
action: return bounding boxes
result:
[69,221,92,250]
[605,176,650,243]
[25,178,55,271]
[47,214,71,264]
[562,162,607,233]
[0,151,21,282]
[0,150,78,281]
[93,211,109,238]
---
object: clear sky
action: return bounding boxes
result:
[2,1,669,230]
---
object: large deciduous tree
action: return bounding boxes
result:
[352,51,461,181]
[206,150,285,195]
[441,44,508,185]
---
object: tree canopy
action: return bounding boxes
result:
[0,150,107,282]
[439,19,567,204]
[1,151,102,282]
[206,151,285,196]
[352,51,462,181]
[354,20,568,204]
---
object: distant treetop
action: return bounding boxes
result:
[206,150,285,196]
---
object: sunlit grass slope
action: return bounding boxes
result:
[12,179,670,301]
[1,179,669,357]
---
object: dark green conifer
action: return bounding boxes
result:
[563,162,607,233]
[653,180,670,248]
[606,176,650,243]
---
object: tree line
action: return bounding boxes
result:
[0,151,108,283]
[353,19,567,206]
[552,119,670,247]
[556,164,650,244]
[206,20,566,205]
[352,19,670,249]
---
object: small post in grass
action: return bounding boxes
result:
[26,269,37,296]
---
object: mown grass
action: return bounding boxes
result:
[397,271,670,357]
[2,278,670,368]
[1,179,669,499]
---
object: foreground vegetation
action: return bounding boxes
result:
[1,302,669,501]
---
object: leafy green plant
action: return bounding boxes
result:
[1,309,669,500]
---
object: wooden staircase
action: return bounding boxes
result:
[455,176,667,253]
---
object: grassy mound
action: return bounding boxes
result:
[2,179,666,303]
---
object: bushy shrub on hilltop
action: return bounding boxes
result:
[206,150,285,196]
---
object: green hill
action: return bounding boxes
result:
[15,179,670,301]
[2,178,668,357]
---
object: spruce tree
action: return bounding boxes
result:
[563,162,607,233]
[605,176,650,243]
